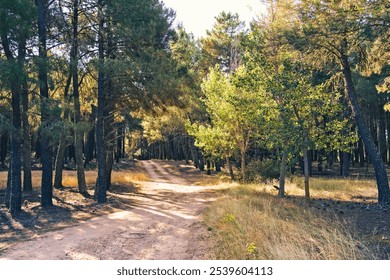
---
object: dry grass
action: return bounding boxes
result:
[289,177,377,202]
[206,184,378,260]
[0,170,148,190]
[61,170,148,188]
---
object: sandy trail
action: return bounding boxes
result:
[0,160,217,260]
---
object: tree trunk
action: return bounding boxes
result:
[36,0,53,207]
[358,137,365,167]
[71,0,88,197]
[215,160,221,172]
[206,159,211,175]
[94,0,107,203]
[303,146,310,204]
[84,105,96,166]
[54,72,72,189]
[18,39,32,193]
[341,151,350,177]
[21,86,32,193]
[341,53,390,204]
[199,154,205,171]
[241,148,247,182]
[5,158,11,208]
[226,156,234,180]
[54,130,66,189]
[278,149,287,198]
[0,132,7,168]
[10,87,22,216]
[378,109,387,163]
[1,19,23,215]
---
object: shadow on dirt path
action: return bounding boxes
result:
[0,160,220,260]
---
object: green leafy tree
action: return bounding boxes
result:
[242,14,355,201]
[288,0,390,204]
[189,66,276,182]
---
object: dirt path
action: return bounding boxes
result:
[0,161,218,260]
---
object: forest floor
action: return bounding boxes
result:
[0,160,223,260]
[0,160,390,259]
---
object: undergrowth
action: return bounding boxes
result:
[205,185,378,260]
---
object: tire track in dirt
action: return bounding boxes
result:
[0,160,217,260]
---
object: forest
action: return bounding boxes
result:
[0,0,390,260]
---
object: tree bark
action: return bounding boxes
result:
[303,146,310,205]
[241,148,247,182]
[21,85,32,193]
[5,157,11,208]
[0,132,7,168]
[94,0,107,203]
[19,38,32,193]
[36,0,53,207]
[54,130,66,189]
[1,19,22,215]
[226,156,234,180]
[341,151,350,177]
[71,0,88,196]
[54,73,71,189]
[278,149,287,198]
[10,85,22,216]
[341,53,390,204]
[206,159,211,175]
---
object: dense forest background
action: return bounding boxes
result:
[1,0,389,217]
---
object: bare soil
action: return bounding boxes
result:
[0,160,221,260]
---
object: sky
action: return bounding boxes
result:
[161,0,266,38]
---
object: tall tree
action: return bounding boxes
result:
[0,0,35,215]
[191,66,276,182]
[70,0,88,196]
[36,0,53,207]
[289,0,390,204]
[94,0,106,203]
[201,11,245,74]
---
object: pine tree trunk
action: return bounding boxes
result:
[341,151,350,177]
[5,158,11,208]
[21,87,32,193]
[206,159,211,175]
[341,53,390,204]
[18,38,32,194]
[10,87,22,216]
[358,137,365,167]
[71,0,88,196]
[241,148,247,182]
[0,132,7,168]
[54,130,66,189]
[215,160,221,172]
[378,109,387,163]
[54,72,71,190]
[278,149,287,198]
[303,145,310,205]
[199,154,205,171]
[105,151,114,190]
[36,0,53,207]
[1,16,24,214]
[94,0,107,203]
